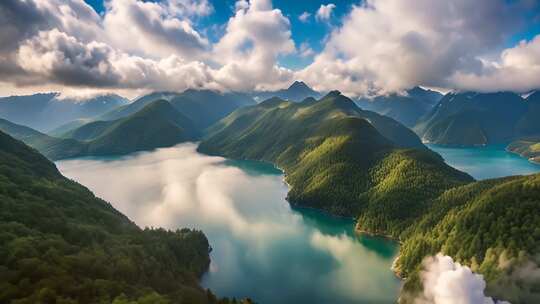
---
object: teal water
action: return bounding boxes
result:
[57,143,400,304]
[427,144,540,180]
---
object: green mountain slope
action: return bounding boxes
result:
[0,118,86,160]
[0,130,222,303]
[84,100,199,156]
[415,92,530,146]
[397,174,540,304]
[199,92,472,233]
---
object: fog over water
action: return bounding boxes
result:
[57,143,400,304]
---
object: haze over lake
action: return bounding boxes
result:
[57,143,400,304]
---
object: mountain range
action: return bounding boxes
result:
[0,93,129,132]
[415,91,540,146]
[1,100,199,160]
[356,86,443,127]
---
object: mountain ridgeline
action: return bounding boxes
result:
[415,91,540,146]
[0,130,234,303]
[356,86,443,127]
[199,92,472,232]
[0,93,129,132]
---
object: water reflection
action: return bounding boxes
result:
[57,143,400,304]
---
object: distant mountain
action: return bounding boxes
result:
[200,92,472,226]
[169,89,256,129]
[0,93,129,132]
[415,91,534,146]
[0,129,228,303]
[253,81,322,102]
[356,87,443,127]
[100,89,255,127]
[1,100,200,160]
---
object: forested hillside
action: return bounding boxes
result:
[397,174,540,304]
[0,130,231,303]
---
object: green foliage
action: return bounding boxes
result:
[0,131,239,304]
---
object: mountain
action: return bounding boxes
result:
[415,91,530,146]
[0,118,86,160]
[81,99,199,156]
[0,93,129,131]
[0,130,223,303]
[253,81,322,102]
[1,100,200,160]
[199,92,472,233]
[100,90,255,128]
[356,87,443,127]
[507,138,540,163]
[169,89,256,129]
[397,173,540,304]
[99,91,180,121]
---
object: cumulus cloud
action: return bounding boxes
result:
[316,3,336,22]
[415,254,510,304]
[103,0,209,59]
[0,0,295,94]
[297,0,529,96]
[299,42,315,58]
[212,0,295,91]
[450,36,540,93]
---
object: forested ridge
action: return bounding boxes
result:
[0,130,250,304]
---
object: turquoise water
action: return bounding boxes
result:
[427,144,540,180]
[57,144,400,304]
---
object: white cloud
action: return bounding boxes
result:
[298,0,526,97]
[450,35,540,93]
[415,254,510,304]
[316,3,336,22]
[103,0,209,59]
[211,0,295,91]
[299,11,311,22]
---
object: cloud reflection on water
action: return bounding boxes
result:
[57,143,400,304]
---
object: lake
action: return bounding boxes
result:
[427,144,540,180]
[57,143,401,304]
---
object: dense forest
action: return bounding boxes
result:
[0,130,251,304]
[397,174,540,303]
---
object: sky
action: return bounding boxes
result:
[1,0,540,99]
